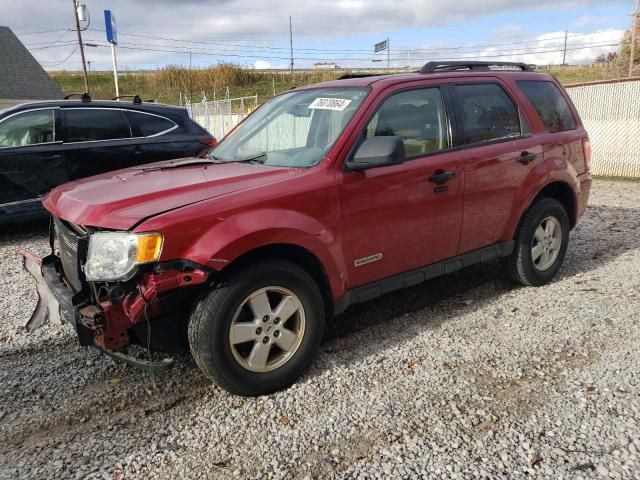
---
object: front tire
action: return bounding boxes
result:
[503,197,570,286]
[188,260,325,396]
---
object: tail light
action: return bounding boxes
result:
[582,138,591,172]
[201,137,218,148]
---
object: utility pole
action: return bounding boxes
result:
[289,16,294,75]
[562,30,568,66]
[73,0,89,93]
[630,0,640,78]
[387,37,390,70]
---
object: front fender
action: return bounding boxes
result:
[180,208,345,297]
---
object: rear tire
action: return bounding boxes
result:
[502,198,570,286]
[188,260,325,396]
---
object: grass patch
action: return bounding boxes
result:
[52,64,345,105]
[51,63,638,106]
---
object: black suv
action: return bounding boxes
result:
[0,97,214,222]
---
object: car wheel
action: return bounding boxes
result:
[503,197,570,286]
[188,260,325,396]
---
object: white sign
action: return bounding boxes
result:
[308,97,352,111]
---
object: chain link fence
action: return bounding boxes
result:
[185,93,258,141]
[566,78,640,178]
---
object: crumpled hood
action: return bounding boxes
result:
[44,159,297,230]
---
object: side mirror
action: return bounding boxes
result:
[347,136,405,172]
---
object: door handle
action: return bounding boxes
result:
[428,170,455,184]
[517,151,537,165]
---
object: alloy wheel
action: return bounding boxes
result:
[228,286,306,373]
[531,215,562,272]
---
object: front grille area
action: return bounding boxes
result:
[54,217,87,293]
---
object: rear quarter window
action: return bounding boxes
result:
[517,81,576,133]
[124,111,176,137]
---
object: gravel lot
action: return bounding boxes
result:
[0,178,639,480]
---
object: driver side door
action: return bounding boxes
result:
[336,85,464,288]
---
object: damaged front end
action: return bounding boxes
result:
[20,217,211,372]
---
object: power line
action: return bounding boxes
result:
[28,41,80,51]
[40,45,79,66]
[101,40,622,63]
[26,30,72,49]
[15,28,69,35]
[29,35,624,62]
[31,37,623,63]
[86,27,623,55]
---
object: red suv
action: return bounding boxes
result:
[22,61,591,396]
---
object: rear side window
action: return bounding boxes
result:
[364,87,449,158]
[64,109,131,142]
[517,81,576,132]
[453,83,522,144]
[124,111,176,137]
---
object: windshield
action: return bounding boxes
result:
[210,87,368,168]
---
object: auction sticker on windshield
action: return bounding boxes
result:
[309,98,352,111]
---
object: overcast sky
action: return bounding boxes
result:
[4,0,636,71]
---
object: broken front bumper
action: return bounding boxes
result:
[19,249,210,372]
[21,250,77,331]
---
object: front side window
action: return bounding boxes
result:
[364,87,448,158]
[0,109,55,148]
[125,111,176,137]
[64,109,131,142]
[517,81,576,133]
[453,83,522,144]
[211,87,368,168]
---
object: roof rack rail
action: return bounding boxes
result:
[420,61,535,74]
[63,92,92,102]
[111,94,143,104]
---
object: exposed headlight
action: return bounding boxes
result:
[84,232,163,281]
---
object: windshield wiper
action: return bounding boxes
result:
[136,153,267,172]
[136,158,222,172]
[212,152,267,164]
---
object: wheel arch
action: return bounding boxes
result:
[218,243,336,318]
[506,178,578,242]
[532,181,577,228]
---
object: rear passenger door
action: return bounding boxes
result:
[60,107,135,180]
[451,81,543,254]
[516,80,585,175]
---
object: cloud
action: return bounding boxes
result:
[476,29,624,65]
[254,60,272,69]
[3,0,619,70]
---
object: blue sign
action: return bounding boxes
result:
[104,10,117,45]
